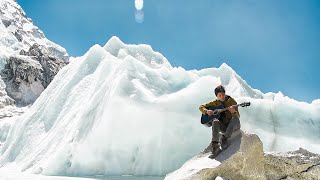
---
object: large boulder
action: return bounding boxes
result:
[165,131,266,180]
[165,131,320,180]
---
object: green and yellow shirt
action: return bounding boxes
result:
[199,95,240,125]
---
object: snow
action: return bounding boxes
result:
[0,0,68,59]
[104,36,171,69]
[23,23,33,32]
[165,153,221,180]
[0,36,319,178]
[312,99,320,105]
[0,0,69,107]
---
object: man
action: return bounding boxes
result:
[199,85,241,158]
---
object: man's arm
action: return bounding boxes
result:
[199,100,218,115]
[229,97,240,118]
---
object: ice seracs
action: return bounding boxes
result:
[0,36,318,177]
[104,36,172,69]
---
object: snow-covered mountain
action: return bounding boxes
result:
[0,0,68,106]
[0,36,319,177]
[0,0,68,59]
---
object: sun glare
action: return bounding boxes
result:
[135,0,143,10]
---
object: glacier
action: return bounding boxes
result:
[0,36,319,177]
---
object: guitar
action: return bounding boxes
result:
[200,102,251,127]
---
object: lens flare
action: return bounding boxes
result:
[135,0,143,10]
[135,10,144,23]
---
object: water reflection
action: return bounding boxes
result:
[88,175,164,180]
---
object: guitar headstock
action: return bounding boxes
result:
[240,102,251,107]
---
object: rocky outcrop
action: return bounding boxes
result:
[1,44,68,105]
[265,148,320,180]
[19,43,67,88]
[165,131,320,180]
[0,0,69,107]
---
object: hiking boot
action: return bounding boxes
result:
[209,141,221,159]
[221,135,229,149]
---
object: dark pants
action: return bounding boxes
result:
[212,117,241,142]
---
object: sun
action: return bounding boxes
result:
[135,0,143,10]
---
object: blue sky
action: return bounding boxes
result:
[17,0,320,102]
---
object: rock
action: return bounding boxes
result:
[14,30,23,42]
[165,131,266,180]
[23,43,68,88]
[264,148,320,180]
[1,19,11,27]
[0,0,69,107]
[0,44,68,105]
[165,131,320,180]
[1,55,44,105]
[198,133,266,180]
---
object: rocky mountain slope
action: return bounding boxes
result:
[0,0,68,106]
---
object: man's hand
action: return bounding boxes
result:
[206,110,214,116]
[228,106,236,113]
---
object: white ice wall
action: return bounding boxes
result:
[0,36,319,176]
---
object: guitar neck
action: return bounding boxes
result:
[219,104,240,112]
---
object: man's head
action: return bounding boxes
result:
[215,85,226,102]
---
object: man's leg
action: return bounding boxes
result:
[212,119,221,142]
[209,119,222,159]
[211,119,222,142]
[224,117,241,139]
[221,117,241,149]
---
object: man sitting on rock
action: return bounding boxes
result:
[199,85,241,158]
